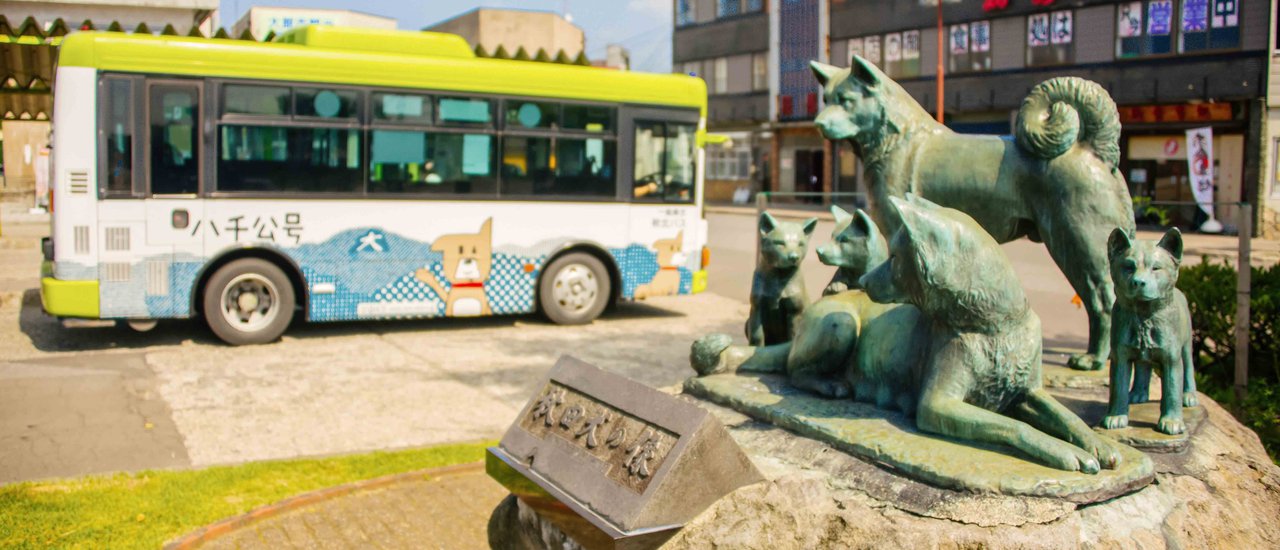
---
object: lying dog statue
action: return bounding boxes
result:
[693,195,1121,473]
[811,58,1135,373]
[1101,228,1198,435]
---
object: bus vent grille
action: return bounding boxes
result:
[73,226,90,254]
[104,227,130,251]
[102,263,131,282]
[68,171,89,195]
[146,261,169,296]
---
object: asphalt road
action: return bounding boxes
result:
[0,207,1095,483]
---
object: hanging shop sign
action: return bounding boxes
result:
[1118,2,1143,37]
[970,21,991,52]
[1186,126,1215,218]
[1050,10,1073,44]
[1148,0,1173,34]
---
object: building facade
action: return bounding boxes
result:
[424,8,584,60]
[232,7,395,41]
[676,0,1277,235]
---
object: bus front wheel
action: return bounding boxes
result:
[203,258,295,345]
[540,253,610,325]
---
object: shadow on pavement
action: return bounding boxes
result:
[18,288,688,352]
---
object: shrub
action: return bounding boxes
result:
[1178,258,1280,461]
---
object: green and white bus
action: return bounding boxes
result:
[41,26,710,345]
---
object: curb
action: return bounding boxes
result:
[705,205,835,221]
[163,461,485,550]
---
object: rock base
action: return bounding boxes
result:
[490,388,1280,549]
[1097,402,1206,453]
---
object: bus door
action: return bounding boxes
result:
[122,80,204,317]
[621,107,702,298]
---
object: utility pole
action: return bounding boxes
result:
[936,0,944,123]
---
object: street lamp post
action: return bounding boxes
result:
[924,0,962,124]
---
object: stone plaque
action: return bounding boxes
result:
[487,356,762,550]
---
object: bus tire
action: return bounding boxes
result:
[203,258,295,345]
[540,252,610,325]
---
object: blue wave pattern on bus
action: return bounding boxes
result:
[609,245,694,297]
[108,228,689,321]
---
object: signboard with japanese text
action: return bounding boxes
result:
[970,20,991,52]
[487,356,762,543]
[1212,0,1238,27]
[864,35,882,65]
[1119,2,1144,37]
[1186,127,1215,218]
[902,30,921,59]
[1050,10,1073,44]
[885,33,902,63]
[1028,13,1051,46]
[1149,0,1173,34]
[1182,0,1209,31]
[950,24,970,54]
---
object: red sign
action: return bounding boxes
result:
[1163,138,1180,156]
[1118,102,1234,124]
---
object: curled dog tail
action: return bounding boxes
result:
[1015,77,1121,170]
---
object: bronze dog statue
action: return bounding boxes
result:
[811,58,1135,372]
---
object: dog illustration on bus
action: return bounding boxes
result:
[415,218,493,316]
[633,231,686,299]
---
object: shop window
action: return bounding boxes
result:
[633,121,695,203]
[947,23,991,74]
[752,52,768,91]
[717,0,740,17]
[677,0,695,26]
[1027,10,1075,66]
[219,126,362,193]
[102,78,134,197]
[367,130,495,196]
[713,57,728,95]
[1180,0,1240,52]
[1117,0,1176,58]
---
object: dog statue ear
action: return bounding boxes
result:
[1107,227,1133,260]
[801,217,819,236]
[1157,227,1184,263]
[830,205,853,225]
[760,211,779,235]
[854,209,877,237]
[810,60,839,86]
[850,55,882,88]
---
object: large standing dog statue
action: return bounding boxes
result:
[810,58,1135,371]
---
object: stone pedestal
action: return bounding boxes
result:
[490,387,1280,549]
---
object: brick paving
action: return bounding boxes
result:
[189,464,508,550]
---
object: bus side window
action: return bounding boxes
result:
[102,78,134,197]
[149,84,200,195]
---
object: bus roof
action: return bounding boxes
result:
[57,27,707,113]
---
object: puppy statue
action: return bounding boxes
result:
[1101,228,1198,436]
[746,212,817,345]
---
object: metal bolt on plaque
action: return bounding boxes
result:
[487,356,763,550]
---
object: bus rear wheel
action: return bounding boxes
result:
[540,253,610,325]
[203,258,295,345]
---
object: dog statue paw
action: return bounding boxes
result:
[1183,392,1199,408]
[1068,353,1105,371]
[1101,414,1129,430]
[1157,416,1186,436]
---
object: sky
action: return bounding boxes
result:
[217,0,674,73]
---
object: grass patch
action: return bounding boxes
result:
[0,440,494,549]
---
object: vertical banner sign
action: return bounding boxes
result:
[950,24,970,54]
[1050,10,1074,44]
[1118,2,1144,37]
[1212,0,1238,27]
[1148,0,1173,34]
[864,35,882,66]
[970,21,991,52]
[902,30,921,60]
[1182,0,1209,31]
[848,38,864,64]
[1186,127,1215,219]
[1028,13,1051,46]
[885,33,902,63]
